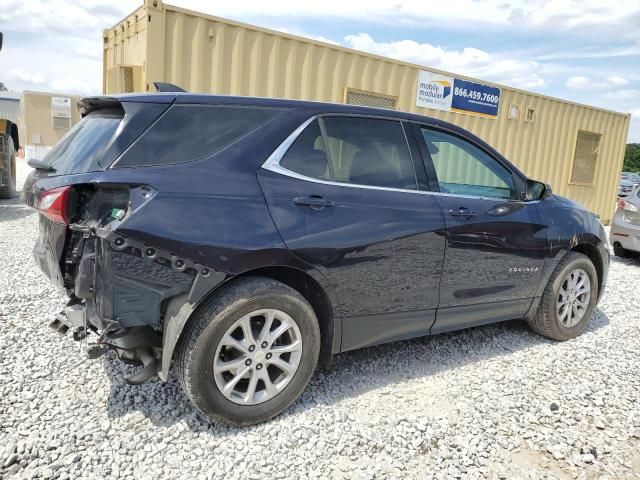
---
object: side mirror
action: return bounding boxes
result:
[524,179,552,201]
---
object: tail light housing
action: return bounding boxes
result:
[37,186,71,224]
[617,198,639,213]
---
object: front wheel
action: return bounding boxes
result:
[176,277,320,426]
[528,252,598,341]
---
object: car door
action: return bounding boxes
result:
[412,123,548,334]
[258,115,446,351]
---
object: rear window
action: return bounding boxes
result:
[116,105,285,168]
[43,110,123,176]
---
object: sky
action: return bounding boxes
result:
[1,0,639,141]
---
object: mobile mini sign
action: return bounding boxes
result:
[416,70,501,118]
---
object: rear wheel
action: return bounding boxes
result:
[176,277,320,426]
[528,252,597,341]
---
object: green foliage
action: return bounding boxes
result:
[0,82,7,92]
[624,143,640,173]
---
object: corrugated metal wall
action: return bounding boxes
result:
[103,0,630,223]
[0,98,20,123]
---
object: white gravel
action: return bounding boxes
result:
[1,159,639,479]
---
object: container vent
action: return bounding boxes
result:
[345,88,398,110]
[570,131,601,185]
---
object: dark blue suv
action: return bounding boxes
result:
[24,92,609,425]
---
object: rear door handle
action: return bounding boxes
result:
[448,207,477,218]
[293,195,335,211]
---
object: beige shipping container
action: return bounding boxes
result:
[103,0,630,223]
[18,91,83,155]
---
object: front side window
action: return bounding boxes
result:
[421,127,516,199]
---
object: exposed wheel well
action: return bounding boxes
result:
[231,266,336,367]
[571,243,603,294]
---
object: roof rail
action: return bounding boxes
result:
[153,82,186,93]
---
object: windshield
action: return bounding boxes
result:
[42,111,122,175]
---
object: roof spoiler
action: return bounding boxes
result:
[153,82,186,93]
[77,97,122,117]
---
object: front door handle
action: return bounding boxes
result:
[293,195,335,211]
[448,207,477,218]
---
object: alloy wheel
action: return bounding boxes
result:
[213,309,303,405]
[556,268,591,328]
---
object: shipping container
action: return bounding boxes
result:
[103,0,631,223]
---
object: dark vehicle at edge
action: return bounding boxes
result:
[23,92,609,426]
[0,118,19,198]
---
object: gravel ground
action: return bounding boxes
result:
[1,159,639,479]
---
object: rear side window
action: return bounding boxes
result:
[280,116,417,190]
[117,105,284,167]
[280,121,330,181]
[323,117,417,190]
[43,110,123,175]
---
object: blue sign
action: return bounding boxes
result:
[451,78,501,118]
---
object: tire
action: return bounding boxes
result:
[176,276,321,426]
[0,155,16,199]
[528,252,598,341]
[613,243,633,258]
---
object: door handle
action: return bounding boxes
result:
[293,195,335,211]
[448,207,477,218]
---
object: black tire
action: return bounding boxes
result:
[0,155,16,199]
[176,276,321,426]
[613,243,632,258]
[528,252,598,341]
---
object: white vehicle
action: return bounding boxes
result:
[610,187,640,257]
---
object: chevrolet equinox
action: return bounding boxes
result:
[23,91,609,426]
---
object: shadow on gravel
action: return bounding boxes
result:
[100,308,610,432]
[0,195,33,222]
[611,255,640,267]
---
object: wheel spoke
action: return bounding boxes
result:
[270,339,302,354]
[240,315,257,345]
[243,370,259,403]
[258,310,275,343]
[268,357,296,376]
[216,356,247,372]
[222,366,251,394]
[258,367,278,396]
[268,320,291,344]
[558,303,570,323]
[571,303,581,321]
[221,334,249,354]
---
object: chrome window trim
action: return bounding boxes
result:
[261,114,525,202]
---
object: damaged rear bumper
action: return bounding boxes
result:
[51,227,226,384]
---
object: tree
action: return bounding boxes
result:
[623,143,640,173]
[0,82,7,92]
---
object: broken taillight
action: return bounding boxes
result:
[38,186,71,224]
